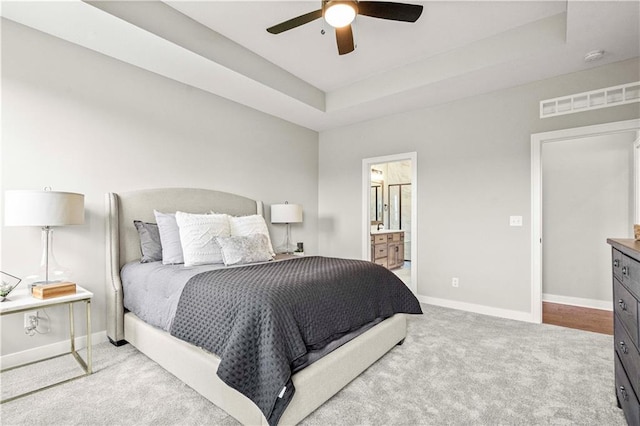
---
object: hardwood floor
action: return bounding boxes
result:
[542,302,613,335]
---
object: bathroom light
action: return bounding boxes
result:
[325,1,357,28]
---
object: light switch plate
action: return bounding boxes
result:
[509,216,523,227]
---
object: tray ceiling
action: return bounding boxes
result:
[2,1,639,131]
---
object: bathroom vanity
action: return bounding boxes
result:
[371,230,404,270]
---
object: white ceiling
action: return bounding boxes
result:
[168,1,567,92]
[2,1,639,131]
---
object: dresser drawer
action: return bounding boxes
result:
[373,235,387,244]
[374,244,388,259]
[624,254,640,300]
[388,232,403,242]
[616,353,640,426]
[615,277,639,346]
[616,315,640,393]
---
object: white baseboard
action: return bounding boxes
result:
[542,293,612,311]
[417,295,535,323]
[0,330,108,370]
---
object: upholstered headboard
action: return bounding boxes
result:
[105,188,263,344]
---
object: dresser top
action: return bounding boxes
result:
[608,238,640,262]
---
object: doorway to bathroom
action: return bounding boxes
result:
[362,152,417,294]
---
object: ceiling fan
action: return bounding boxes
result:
[266,1,424,55]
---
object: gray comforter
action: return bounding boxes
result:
[169,256,422,425]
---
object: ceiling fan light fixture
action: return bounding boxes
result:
[325,2,357,28]
[267,0,423,55]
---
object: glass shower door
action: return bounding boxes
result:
[388,184,411,260]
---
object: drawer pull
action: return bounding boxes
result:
[620,386,629,402]
[623,266,629,277]
[619,341,629,354]
[614,259,620,268]
[619,299,628,311]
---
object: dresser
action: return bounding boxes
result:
[371,231,404,270]
[608,238,640,426]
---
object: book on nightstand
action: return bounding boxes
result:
[32,282,77,299]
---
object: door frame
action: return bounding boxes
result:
[362,152,418,294]
[634,133,640,223]
[530,119,640,323]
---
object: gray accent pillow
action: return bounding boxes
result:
[133,220,162,263]
[215,234,274,266]
[154,210,184,265]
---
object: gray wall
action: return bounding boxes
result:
[542,132,635,302]
[2,17,639,358]
[0,20,319,356]
[318,58,640,314]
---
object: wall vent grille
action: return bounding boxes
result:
[540,81,640,118]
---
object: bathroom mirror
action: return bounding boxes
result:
[370,183,383,225]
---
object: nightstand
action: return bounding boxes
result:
[0,285,93,403]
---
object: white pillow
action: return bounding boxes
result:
[216,234,273,266]
[154,210,184,265]
[228,214,275,256]
[175,212,230,266]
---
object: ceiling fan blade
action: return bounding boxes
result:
[358,2,423,22]
[336,25,355,55]
[267,9,323,34]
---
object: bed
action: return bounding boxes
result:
[105,187,419,425]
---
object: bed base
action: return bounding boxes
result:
[124,312,406,425]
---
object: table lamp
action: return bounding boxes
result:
[4,189,84,291]
[271,202,302,254]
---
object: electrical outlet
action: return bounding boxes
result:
[24,311,38,328]
[509,216,523,227]
[452,277,459,288]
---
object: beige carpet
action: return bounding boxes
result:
[0,304,626,425]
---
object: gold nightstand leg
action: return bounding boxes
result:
[86,300,92,374]
[68,300,90,374]
[69,303,75,353]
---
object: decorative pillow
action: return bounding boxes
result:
[154,210,184,265]
[215,234,274,266]
[133,220,162,263]
[228,214,275,256]
[175,212,230,266]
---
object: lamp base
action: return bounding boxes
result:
[23,228,72,294]
[275,246,297,255]
[276,223,296,254]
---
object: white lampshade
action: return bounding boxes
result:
[271,203,303,224]
[4,190,85,227]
